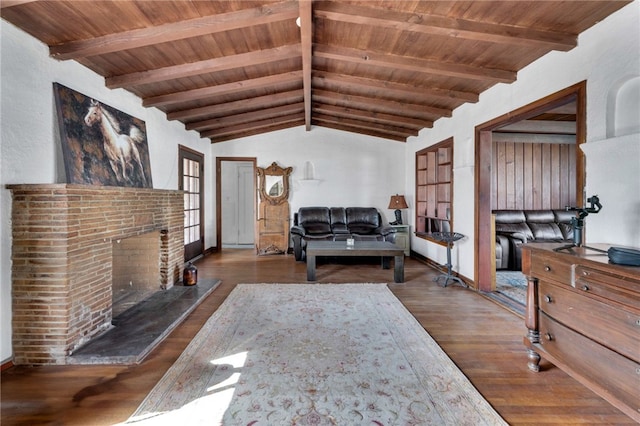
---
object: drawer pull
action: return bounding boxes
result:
[544,265,551,272]
[636,319,640,327]
[581,285,590,292]
[544,295,553,303]
[544,333,554,341]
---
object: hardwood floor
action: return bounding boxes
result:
[1,249,634,425]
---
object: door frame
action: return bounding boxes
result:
[474,81,586,292]
[216,157,257,251]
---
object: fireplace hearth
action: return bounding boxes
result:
[8,184,184,365]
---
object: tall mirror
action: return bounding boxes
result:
[256,162,292,255]
[257,162,292,205]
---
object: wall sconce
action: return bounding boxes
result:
[388,194,408,225]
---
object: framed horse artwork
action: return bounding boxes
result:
[53,83,153,188]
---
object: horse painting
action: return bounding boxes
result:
[84,99,147,185]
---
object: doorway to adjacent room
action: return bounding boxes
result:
[475,82,586,299]
[216,157,257,251]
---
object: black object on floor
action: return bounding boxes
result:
[68,279,221,365]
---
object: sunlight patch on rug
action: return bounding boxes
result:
[123,283,507,425]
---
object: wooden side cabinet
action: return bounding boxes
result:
[391,224,410,256]
[522,244,640,423]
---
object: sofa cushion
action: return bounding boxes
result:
[346,207,380,234]
[525,210,563,240]
[330,207,349,234]
[554,209,576,240]
[494,210,533,240]
[529,222,564,240]
[297,207,331,235]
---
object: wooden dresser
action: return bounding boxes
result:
[522,244,640,423]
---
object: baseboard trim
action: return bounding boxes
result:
[410,250,475,289]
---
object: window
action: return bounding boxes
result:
[415,138,453,241]
[179,146,204,261]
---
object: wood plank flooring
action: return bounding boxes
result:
[1,249,635,425]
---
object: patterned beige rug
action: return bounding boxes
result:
[495,271,527,305]
[123,284,507,425]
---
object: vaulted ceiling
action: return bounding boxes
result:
[0,1,630,143]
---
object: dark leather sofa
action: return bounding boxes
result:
[291,207,396,261]
[494,209,576,270]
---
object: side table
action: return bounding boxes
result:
[390,224,410,256]
[430,231,466,287]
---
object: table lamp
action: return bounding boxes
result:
[388,194,408,225]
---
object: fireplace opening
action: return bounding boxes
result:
[112,231,162,317]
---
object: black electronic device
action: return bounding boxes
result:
[554,195,607,253]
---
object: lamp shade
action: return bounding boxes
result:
[388,194,408,209]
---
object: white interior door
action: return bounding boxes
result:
[221,161,254,247]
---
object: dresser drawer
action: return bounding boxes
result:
[574,265,640,306]
[539,281,640,362]
[538,312,640,419]
[529,252,573,284]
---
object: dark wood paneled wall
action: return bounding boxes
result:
[492,141,576,210]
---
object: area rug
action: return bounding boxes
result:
[495,271,527,305]
[123,284,507,425]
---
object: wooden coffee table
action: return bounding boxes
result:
[306,240,405,283]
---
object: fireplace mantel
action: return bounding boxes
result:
[7,184,185,364]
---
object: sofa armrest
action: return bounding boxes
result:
[495,234,510,270]
[497,231,527,244]
[376,225,397,236]
[291,225,307,237]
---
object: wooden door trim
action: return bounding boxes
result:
[216,157,257,251]
[474,81,586,292]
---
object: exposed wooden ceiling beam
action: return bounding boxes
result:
[312,103,431,130]
[168,89,304,121]
[313,113,417,137]
[315,2,577,52]
[313,90,440,121]
[312,120,407,142]
[0,0,38,8]
[315,44,516,83]
[496,120,576,134]
[106,44,301,89]
[186,102,305,131]
[313,88,450,118]
[492,133,577,144]
[312,70,477,104]
[205,116,304,140]
[211,120,305,143]
[143,71,303,107]
[49,1,299,60]
[299,0,312,131]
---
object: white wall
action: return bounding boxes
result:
[407,1,640,278]
[211,125,407,227]
[0,21,212,363]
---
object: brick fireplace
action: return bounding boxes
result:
[8,184,184,365]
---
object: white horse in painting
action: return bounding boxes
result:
[84,99,146,184]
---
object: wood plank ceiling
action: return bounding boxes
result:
[0,1,630,143]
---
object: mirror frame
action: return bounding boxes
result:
[256,162,292,205]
